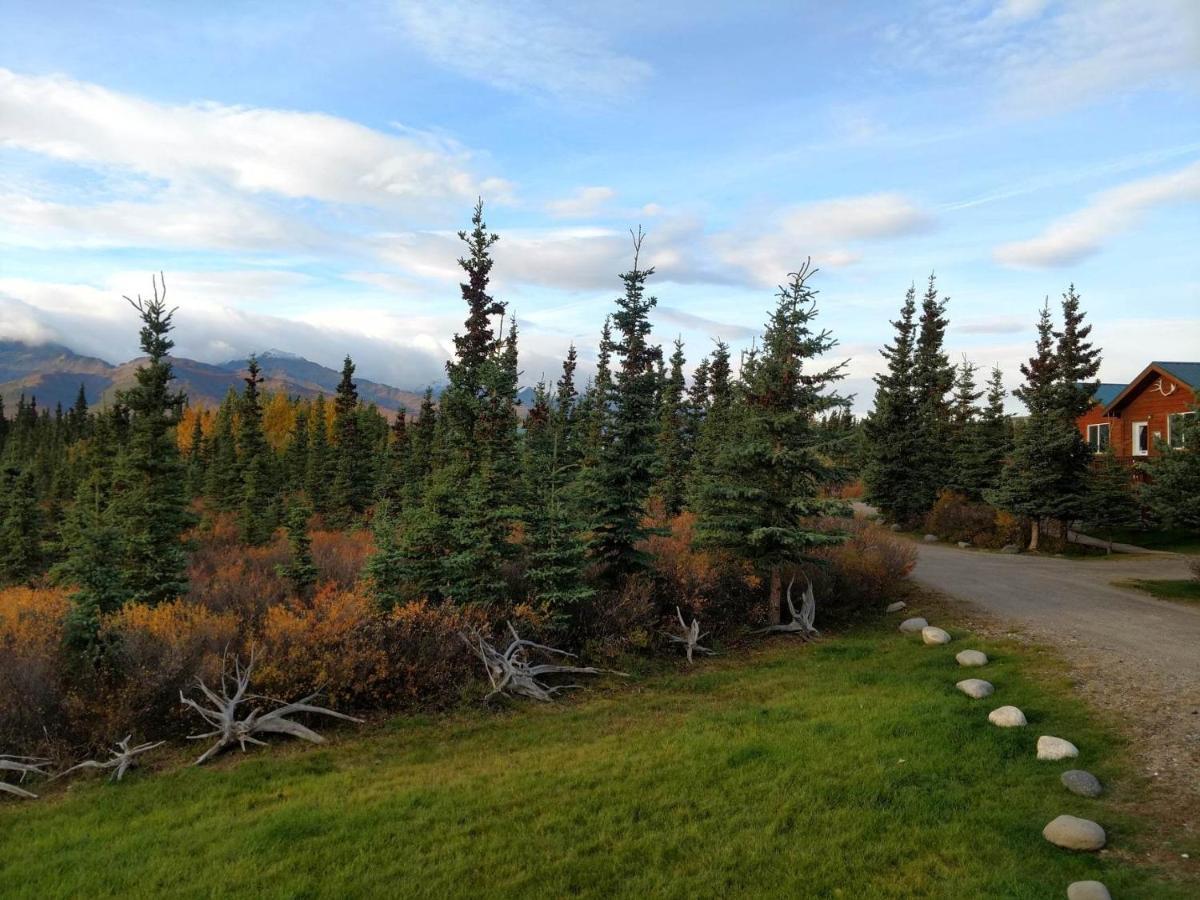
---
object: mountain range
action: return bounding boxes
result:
[0,341,432,417]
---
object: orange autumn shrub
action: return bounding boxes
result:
[255,587,485,710]
[311,528,373,588]
[643,511,760,635]
[807,518,916,622]
[0,586,71,750]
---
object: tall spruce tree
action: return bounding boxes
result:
[378,408,410,505]
[586,231,662,581]
[946,358,985,498]
[863,285,922,522]
[692,263,846,623]
[911,274,955,512]
[204,391,241,509]
[329,356,372,525]
[653,337,689,516]
[105,275,190,606]
[990,302,1092,550]
[237,356,276,544]
[306,394,331,514]
[1053,284,1101,420]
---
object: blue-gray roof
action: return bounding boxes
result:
[1092,382,1126,405]
[1155,361,1200,389]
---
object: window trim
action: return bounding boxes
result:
[1168,410,1195,450]
[1132,421,1150,456]
[1086,422,1110,453]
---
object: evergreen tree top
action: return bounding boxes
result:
[451,199,505,381]
[1015,300,1060,414]
[555,344,578,410]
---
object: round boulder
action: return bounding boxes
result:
[956,541,971,548]
[1037,735,1080,761]
[886,601,907,613]
[956,649,988,667]
[1042,815,1106,851]
[1061,770,1103,798]
[922,626,951,645]
[1001,543,1020,554]
[899,617,928,634]
[987,705,1027,727]
[1067,881,1112,900]
[923,533,939,543]
[890,523,902,532]
[956,678,994,699]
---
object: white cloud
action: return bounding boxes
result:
[994,160,1200,267]
[545,186,616,219]
[0,67,511,211]
[394,0,652,101]
[712,193,932,287]
[884,0,1199,115]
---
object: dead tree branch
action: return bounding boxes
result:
[56,736,165,783]
[1,755,51,799]
[180,650,362,765]
[667,607,714,663]
[753,575,819,639]
[460,622,626,702]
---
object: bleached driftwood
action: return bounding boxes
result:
[754,576,819,639]
[180,651,363,765]
[667,607,714,664]
[0,755,51,799]
[56,736,165,783]
[461,622,625,702]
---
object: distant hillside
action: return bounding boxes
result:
[0,341,427,417]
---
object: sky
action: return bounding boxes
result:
[1,0,1198,411]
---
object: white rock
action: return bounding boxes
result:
[956,678,994,699]
[886,601,906,613]
[922,626,951,645]
[957,541,970,548]
[923,533,938,543]
[1067,882,1111,900]
[1037,735,1079,761]
[1001,543,1020,554]
[890,523,902,532]
[899,617,928,633]
[955,649,988,667]
[1043,815,1105,851]
[987,705,1027,727]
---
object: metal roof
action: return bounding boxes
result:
[1091,382,1126,405]
[1154,361,1200,389]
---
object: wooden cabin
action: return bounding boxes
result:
[1076,361,1198,460]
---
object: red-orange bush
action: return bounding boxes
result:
[923,490,1029,548]
[0,587,70,750]
[311,529,373,588]
[807,518,917,622]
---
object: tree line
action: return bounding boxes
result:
[0,203,854,651]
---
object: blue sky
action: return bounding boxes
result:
[1,0,1197,410]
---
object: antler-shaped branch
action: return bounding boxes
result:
[666,607,715,664]
[753,576,820,639]
[460,622,626,702]
[56,736,165,783]
[1,755,51,799]
[180,649,362,765]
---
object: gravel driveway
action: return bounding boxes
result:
[912,541,1200,808]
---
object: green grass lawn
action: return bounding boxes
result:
[1,620,1190,898]
[1114,578,1200,603]
[1086,526,1200,555]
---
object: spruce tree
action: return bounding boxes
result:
[284,405,310,492]
[911,274,955,513]
[279,499,318,595]
[1085,450,1141,553]
[184,408,206,498]
[236,356,277,544]
[653,337,688,516]
[378,408,410,505]
[306,395,331,514]
[1142,404,1200,529]
[863,286,922,523]
[945,358,984,499]
[1053,284,1101,420]
[990,302,1091,550]
[692,263,846,622]
[204,391,241,509]
[0,464,42,584]
[405,388,437,506]
[105,275,190,606]
[329,356,372,525]
[586,232,662,580]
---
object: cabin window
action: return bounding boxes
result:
[1086,423,1110,452]
[1168,411,1195,449]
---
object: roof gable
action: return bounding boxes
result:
[1103,362,1199,415]
[1154,361,1200,390]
